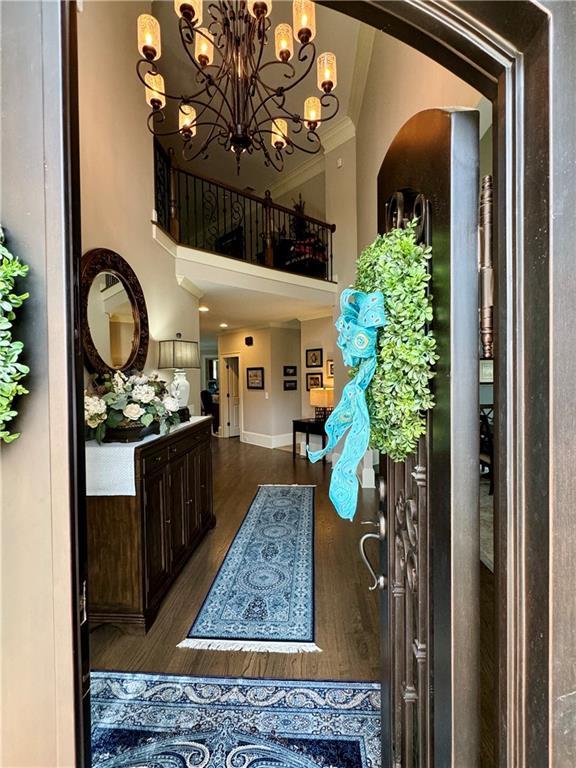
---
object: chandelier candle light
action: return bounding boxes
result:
[136,1,339,172]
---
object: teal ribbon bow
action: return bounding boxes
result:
[308,288,386,520]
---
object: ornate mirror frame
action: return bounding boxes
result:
[80,248,149,374]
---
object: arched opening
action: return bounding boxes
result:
[3,2,574,767]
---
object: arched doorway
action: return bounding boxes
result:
[65,2,567,765]
[3,2,574,766]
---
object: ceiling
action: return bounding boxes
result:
[196,280,333,346]
[150,0,362,191]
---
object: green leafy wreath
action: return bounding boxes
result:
[355,220,437,462]
[0,229,30,443]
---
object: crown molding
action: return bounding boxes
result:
[320,116,356,155]
[267,116,357,200]
[348,26,376,128]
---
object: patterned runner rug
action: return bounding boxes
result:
[91,672,381,768]
[179,484,318,653]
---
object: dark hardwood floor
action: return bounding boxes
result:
[90,437,381,681]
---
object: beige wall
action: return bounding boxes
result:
[219,328,272,438]
[270,327,302,435]
[78,1,201,414]
[300,316,336,418]
[356,32,481,254]
[273,172,327,222]
[324,137,357,397]
[219,326,300,445]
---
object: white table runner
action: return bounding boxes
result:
[85,418,210,497]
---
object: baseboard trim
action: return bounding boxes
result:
[241,431,293,449]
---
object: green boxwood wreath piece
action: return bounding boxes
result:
[0,228,29,443]
[355,220,437,462]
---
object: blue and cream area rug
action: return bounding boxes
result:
[179,484,318,653]
[91,672,381,768]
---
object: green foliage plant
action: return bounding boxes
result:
[0,228,30,444]
[355,220,437,462]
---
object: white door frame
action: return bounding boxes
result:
[220,352,243,439]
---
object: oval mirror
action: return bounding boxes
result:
[81,249,149,374]
[86,272,136,369]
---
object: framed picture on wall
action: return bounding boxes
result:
[306,348,323,368]
[306,372,323,391]
[246,367,265,389]
[283,365,297,376]
[326,359,334,378]
[283,380,298,391]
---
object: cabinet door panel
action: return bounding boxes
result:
[196,444,213,526]
[168,454,189,569]
[186,451,201,542]
[143,468,170,607]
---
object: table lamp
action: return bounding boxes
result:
[158,332,200,421]
[309,387,334,421]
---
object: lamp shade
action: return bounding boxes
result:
[158,338,200,369]
[309,387,334,408]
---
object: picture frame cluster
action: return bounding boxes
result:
[304,347,333,391]
[282,364,298,391]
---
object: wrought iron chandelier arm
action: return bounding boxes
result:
[250,16,271,83]
[179,95,230,124]
[182,71,233,158]
[177,17,234,102]
[183,126,229,163]
[248,80,290,130]
[256,41,316,96]
[136,59,185,102]
[257,124,322,156]
[317,92,340,125]
[178,53,236,127]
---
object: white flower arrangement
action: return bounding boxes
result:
[84,370,180,443]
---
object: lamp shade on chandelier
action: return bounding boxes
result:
[136,1,339,172]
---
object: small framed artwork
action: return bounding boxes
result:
[306,372,323,391]
[306,348,323,368]
[326,359,334,378]
[284,379,298,391]
[479,359,494,384]
[246,367,265,389]
[283,365,297,376]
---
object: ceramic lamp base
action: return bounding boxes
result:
[171,369,190,408]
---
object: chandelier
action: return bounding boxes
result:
[136,0,339,172]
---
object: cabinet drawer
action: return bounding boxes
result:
[168,430,210,458]
[167,437,191,461]
[142,445,170,474]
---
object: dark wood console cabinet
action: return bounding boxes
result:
[87,419,214,633]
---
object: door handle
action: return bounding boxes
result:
[359,532,387,591]
[359,477,387,591]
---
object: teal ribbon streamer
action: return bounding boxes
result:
[308,289,386,520]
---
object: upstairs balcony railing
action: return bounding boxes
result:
[154,141,335,282]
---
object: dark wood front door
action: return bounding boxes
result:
[376,109,480,767]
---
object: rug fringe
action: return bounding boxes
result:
[177,638,322,653]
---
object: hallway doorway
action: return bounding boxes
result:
[221,355,241,438]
